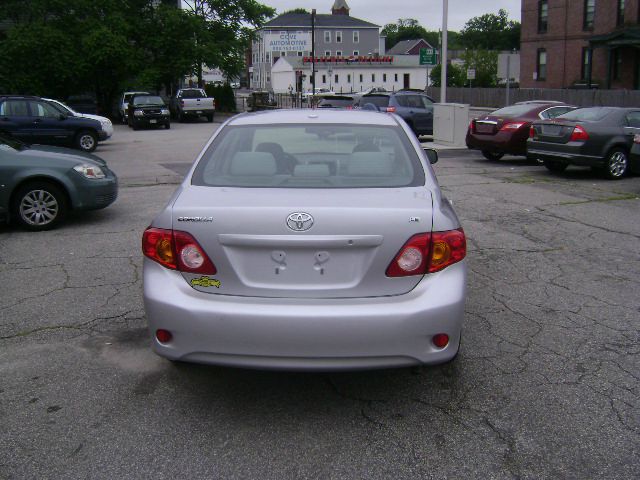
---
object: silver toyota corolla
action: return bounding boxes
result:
[142,109,466,370]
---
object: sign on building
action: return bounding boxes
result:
[265,32,312,53]
[419,48,437,66]
[498,53,520,80]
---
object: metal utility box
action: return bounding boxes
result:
[433,103,469,147]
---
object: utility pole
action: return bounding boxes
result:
[440,0,448,103]
[311,9,316,98]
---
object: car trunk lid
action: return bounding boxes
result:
[172,186,433,298]
[531,120,578,144]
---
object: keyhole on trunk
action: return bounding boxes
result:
[314,251,330,274]
[271,250,287,275]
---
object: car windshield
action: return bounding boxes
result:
[491,104,537,117]
[180,90,205,99]
[133,96,165,106]
[192,124,425,188]
[557,107,612,122]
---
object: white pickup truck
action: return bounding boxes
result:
[170,88,215,122]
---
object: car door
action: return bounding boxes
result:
[0,99,33,142]
[396,95,432,132]
[27,100,72,146]
[622,110,640,147]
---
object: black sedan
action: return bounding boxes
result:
[0,134,117,230]
[527,107,640,179]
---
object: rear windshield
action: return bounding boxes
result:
[180,89,205,99]
[557,107,612,122]
[360,96,389,108]
[491,104,536,117]
[132,96,165,106]
[192,124,425,188]
[395,95,433,108]
[318,98,354,108]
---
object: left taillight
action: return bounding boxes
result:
[386,229,466,277]
[142,227,216,274]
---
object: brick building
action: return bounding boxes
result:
[521,0,640,89]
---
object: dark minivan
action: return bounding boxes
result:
[0,95,106,152]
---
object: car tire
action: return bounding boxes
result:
[207,114,214,123]
[11,181,68,231]
[543,160,568,173]
[75,130,97,152]
[165,122,171,130]
[482,150,505,161]
[178,112,184,123]
[603,148,629,180]
[132,121,139,131]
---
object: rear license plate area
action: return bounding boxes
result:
[542,125,562,135]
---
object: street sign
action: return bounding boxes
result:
[467,68,476,80]
[419,48,437,66]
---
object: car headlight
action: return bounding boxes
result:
[73,164,106,179]
[134,110,144,116]
[161,109,169,115]
[101,119,112,127]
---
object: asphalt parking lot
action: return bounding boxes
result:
[1,121,639,479]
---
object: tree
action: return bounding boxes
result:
[461,50,498,87]
[282,9,309,14]
[459,9,520,51]
[183,0,275,86]
[429,63,466,87]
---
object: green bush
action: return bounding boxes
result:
[204,83,236,112]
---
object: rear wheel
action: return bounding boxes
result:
[75,130,97,152]
[604,148,629,179]
[165,122,171,130]
[207,113,214,123]
[12,181,68,231]
[543,160,568,173]
[178,112,184,123]
[482,150,504,161]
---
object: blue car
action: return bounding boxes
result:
[358,91,434,136]
[0,95,107,152]
[0,133,118,230]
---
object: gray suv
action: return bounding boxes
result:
[358,91,434,136]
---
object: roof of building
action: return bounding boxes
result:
[332,0,350,11]
[263,12,378,29]
[386,39,433,55]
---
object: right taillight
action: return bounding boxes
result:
[529,125,536,138]
[633,133,640,144]
[569,125,589,142]
[386,229,466,277]
[142,227,216,274]
[469,120,476,134]
[386,106,396,113]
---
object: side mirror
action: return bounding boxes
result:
[423,148,438,165]
[58,114,67,121]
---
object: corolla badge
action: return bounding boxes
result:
[286,212,314,231]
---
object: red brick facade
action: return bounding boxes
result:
[521,0,640,89]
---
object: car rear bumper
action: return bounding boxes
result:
[143,259,466,370]
[526,141,604,166]
[466,130,528,155]
[181,109,215,116]
[132,116,170,127]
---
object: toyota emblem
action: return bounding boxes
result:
[286,212,314,231]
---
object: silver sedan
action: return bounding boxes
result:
[142,109,466,370]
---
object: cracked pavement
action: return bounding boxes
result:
[0,124,639,479]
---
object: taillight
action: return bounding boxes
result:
[569,125,589,142]
[634,133,640,144]
[142,227,216,274]
[386,106,396,113]
[469,120,476,134]
[386,229,466,277]
[529,126,536,138]
[500,122,526,131]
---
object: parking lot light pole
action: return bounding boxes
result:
[441,0,448,103]
[311,9,316,97]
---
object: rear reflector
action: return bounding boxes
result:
[386,229,466,277]
[156,329,172,343]
[569,125,589,142]
[432,333,449,348]
[143,227,216,274]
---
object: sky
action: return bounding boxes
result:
[263,0,521,31]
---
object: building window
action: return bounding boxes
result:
[359,74,363,82]
[336,50,342,56]
[325,50,331,57]
[335,74,339,83]
[538,1,548,33]
[353,31,359,43]
[324,31,331,43]
[281,51,286,57]
[394,73,398,82]
[322,74,326,84]
[583,0,595,30]
[372,73,376,82]
[298,51,303,57]
[383,73,387,82]
[353,50,359,56]
[536,49,547,80]
[617,0,625,25]
[581,48,591,79]
[347,74,351,83]
[336,31,342,43]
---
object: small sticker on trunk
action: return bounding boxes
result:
[190,276,221,288]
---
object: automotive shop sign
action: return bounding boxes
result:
[265,32,311,52]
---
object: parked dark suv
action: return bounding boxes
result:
[0,95,106,152]
[127,94,170,130]
[358,91,434,136]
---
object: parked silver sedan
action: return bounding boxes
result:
[142,109,467,370]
